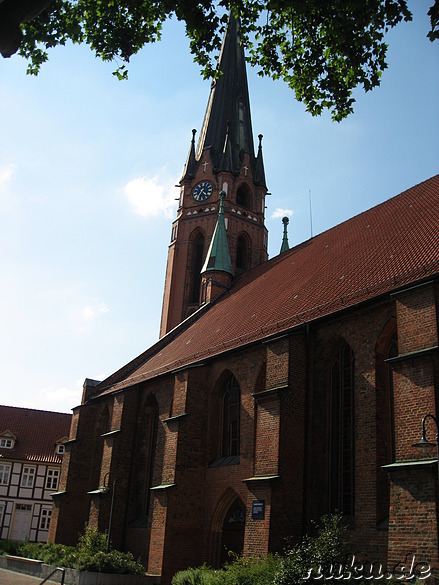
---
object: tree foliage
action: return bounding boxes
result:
[15,0,438,121]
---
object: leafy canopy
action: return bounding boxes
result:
[18,0,438,121]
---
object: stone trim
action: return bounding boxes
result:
[252,385,288,400]
[385,346,438,364]
[163,413,187,424]
[101,429,122,437]
[242,474,281,483]
[382,458,437,471]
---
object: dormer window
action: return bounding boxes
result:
[55,435,69,456]
[0,438,14,449]
[0,431,16,449]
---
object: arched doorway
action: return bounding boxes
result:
[220,499,246,565]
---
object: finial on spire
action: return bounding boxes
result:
[280,216,290,254]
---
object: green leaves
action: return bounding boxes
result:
[17,0,436,120]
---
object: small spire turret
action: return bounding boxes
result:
[201,191,234,275]
[280,216,290,254]
[181,129,197,180]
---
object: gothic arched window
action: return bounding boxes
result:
[236,234,250,273]
[127,396,158,524]
[236,185,251,208]
[376,330,398,527]
[330,343,354,517]
[189,231,205,304]
[222,376,241,457]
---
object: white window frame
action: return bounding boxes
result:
[21,466,36,488]
[56,444,65,455]
[46,468,59,490]
[40,508,52,530]
[0,438,14,448]
[0,463,11,485]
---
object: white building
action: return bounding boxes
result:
[0,405,71,542]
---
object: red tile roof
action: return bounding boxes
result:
[0,406,71,464]
[95,174,439,396]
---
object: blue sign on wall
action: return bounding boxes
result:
[252,499,265,520]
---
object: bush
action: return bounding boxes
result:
[222,554,282,585]
[274,513,347,585]
[0,539,21,555]
[172,564,222,585]
[172,556,282,585]
[15,527,145,575]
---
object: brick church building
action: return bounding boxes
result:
[49,15,439,584]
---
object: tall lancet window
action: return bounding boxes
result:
[189,231,205,304]
[236,234,249,273]
[222,375,241,457]
[330,343,355,517]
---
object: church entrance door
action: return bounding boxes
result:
[220,499,245,565]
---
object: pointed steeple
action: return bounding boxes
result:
[280,217,290,254]
[196,14,257,176]
[182,128,197,180]
[254,134,266,186]
[201,191,234,275]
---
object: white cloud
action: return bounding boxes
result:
[82,302,109,319]
[0,163,16,190]
[37,380,84,412]
[271,208,294,219]
[123,173,177,219]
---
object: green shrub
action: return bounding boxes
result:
[172,564,223,585]
[0,539,21,555]
[18,541,77,566]
[172,556,282,585]
[78,526,107,554]
[222,554,282,585]
[15,528,145,575]
[274,513,347,585]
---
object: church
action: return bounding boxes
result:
[48,15,439,584]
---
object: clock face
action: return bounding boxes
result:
[192,181,213,202]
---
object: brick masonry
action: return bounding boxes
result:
[50,283,439,583]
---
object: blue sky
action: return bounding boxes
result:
[1,1,438,414]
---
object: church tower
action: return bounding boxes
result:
[160,15,268,337]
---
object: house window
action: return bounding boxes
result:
[221,376,241,457]
[56,444,65,455]
[21,466,36,488]
[40,508,52,530]
[0,503,4,525]
[330,343,354,517]
[0,438,14,448]
[46,469,59,490]
[0,464,11,485]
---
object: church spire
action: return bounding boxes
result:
[200,191,234,305]
[201,191,233,275]
[159,12,269,337]
[196,13,258,176]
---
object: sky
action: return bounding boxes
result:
[1,1,438,414]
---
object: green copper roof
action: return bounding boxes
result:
[201,192,234,276]
[280,217,290,254]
